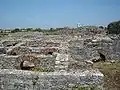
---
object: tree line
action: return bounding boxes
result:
[0,20,120,34]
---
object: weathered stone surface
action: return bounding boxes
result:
[67,34,120,62]
[7,46,31,55]
[0,54,56,71]
[1,31,120,72]
[22,61,35,68]
[55,54,69,71]
[0,55,19,69]
[37,55,56,72]
[2,30,120,89]
[0,69,104,90]
[25,40,60,47]
[16,54,39,70]
[0,47,6,54]
[2,40,20,47]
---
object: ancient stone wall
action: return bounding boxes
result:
[0,54,56,71]
[0,55,18,69]
[0,69,104,90]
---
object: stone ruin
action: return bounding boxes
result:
[1,29,120,89]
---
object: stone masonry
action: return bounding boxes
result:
[1,29,117,89]
[0,69,104,90]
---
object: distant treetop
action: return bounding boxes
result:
[107,20,120,34]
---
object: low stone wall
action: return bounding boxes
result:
[2,40,20,47]
[0,69,104,90]
[0,55,56,71]
[25,41,60,47]
[37,55,56,71]
[7,46,59,55]
[0,55,19,69]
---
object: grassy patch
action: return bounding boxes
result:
[71,85,101,90]
[43,30,60,35]
[93,61,120,90]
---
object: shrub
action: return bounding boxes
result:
[11,28,21,33]
[99,26,104,29]
[107,20,120,34]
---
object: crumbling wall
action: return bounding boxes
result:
[0,55,19,69]
[7,46,59,55]
[37,55,56,72]
[25,40,60,47]
[0,69,104,90]
[2,40,20,47]
[7,46,31,55]
[68,35,120,63]
[55,54,69,71]
[0,54,56,71]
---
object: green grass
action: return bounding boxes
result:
[71,85,101,90]
[32,67,54,72]
[93,61,120,90]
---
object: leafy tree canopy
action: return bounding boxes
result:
[107,20,120,34]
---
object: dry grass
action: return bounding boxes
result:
[93,61,120,90]
[71,85,101,90]
[32,67,54,72]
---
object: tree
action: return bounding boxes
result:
[11,28,20,33]
[35,28,42,32]
[0,30,3,33]
[26,28,33,31]
[99,26,104,29]
[50,28,53,31]
[107,20,120,34]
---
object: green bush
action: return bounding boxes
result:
[99,26,104,29]
[71,85,101,90]
[11,28,21,33]
[107,20,120,34]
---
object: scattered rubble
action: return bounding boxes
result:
[20,60,35,70]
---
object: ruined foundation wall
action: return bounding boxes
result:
[0,69,104,90]
[0,55,56,71]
